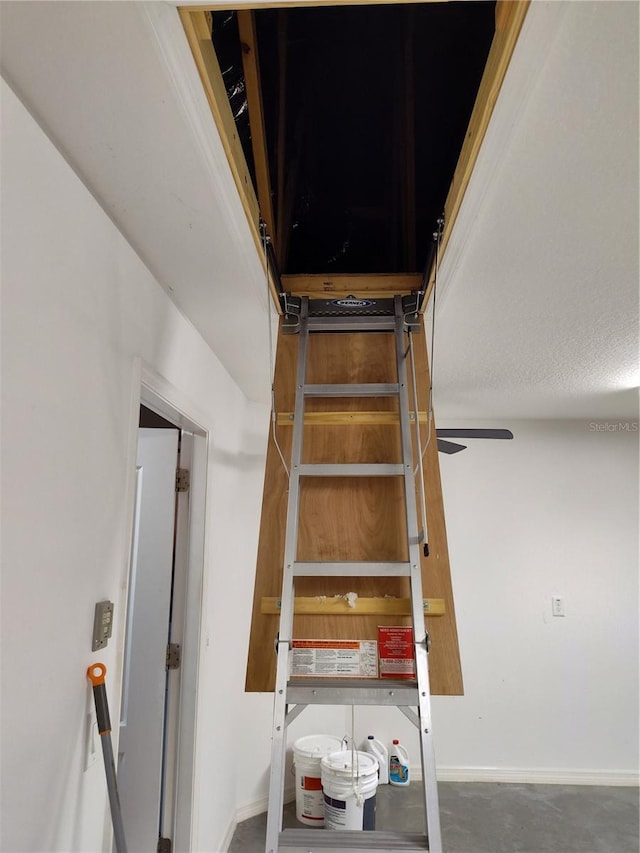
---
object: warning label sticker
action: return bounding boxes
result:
[378,626,416,679]
[291,640,378,678]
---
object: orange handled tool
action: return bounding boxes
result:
[87,664,127,852]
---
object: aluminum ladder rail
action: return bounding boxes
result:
[265,295,442,853]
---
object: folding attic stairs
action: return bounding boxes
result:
[262,294,448,853]
[177,4,531,851]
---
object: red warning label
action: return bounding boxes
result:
[378,626,415,679]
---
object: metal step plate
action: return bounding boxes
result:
[278,829,429,852]
[283,294,421,333]
[286,678,419,706]
[303,383,400,397]
[298,464,405,477]
[308,297,396,317]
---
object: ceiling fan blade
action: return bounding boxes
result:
[437,439,467,454]
[437,428,514,440]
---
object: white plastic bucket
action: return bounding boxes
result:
[320,750,379,831]
[292,735,344,826]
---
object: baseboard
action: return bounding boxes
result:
[218,815,238,853]
[221,790,295,852]
[235,785,296,824]
[431,766,640,786]
[220,786,295,851]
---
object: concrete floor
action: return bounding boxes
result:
[229,782,639,853]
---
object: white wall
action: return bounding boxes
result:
[355,420,639,784]
[3,62,637,853]
[0,1,273,404]
[0,78,272,853]
[231,418,638,825]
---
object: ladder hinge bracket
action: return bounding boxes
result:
[157,838,172,853]
[166,642,181,670]
[274,633,291,653]
[402,293,422,331]
[281,294,302,334]
[175,468,190,492]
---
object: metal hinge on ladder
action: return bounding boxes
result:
[175,468,190,492]
[166,643,181,670]
[157,837,172,853]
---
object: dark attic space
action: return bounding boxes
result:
[212,2,496,276]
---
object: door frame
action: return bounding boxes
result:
[124,364,208,851]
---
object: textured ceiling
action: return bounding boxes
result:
[0,1,272,402]
[1,1,637,419]
[430,1,638,420]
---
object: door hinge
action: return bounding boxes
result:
[166,642,181,670]
[157,838,172,853]
[175,467,190,492]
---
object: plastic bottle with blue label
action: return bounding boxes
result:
[364,735,389,784]
[388,739,410,786]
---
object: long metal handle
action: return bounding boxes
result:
[87,663,128,853]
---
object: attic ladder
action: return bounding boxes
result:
[265,295,442,853]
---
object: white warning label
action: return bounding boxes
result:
[291,640,378,678]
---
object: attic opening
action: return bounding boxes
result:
[213,3,495,276]
[180,2,528,301]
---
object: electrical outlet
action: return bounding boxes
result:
[84,713,99,771]
[551,596,566,617]
[92,600,114,651]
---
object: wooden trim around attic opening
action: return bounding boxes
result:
[422,0,529,305]
[179,1,529,306]
[178,8,282,310]
[237,10,278,251]
[180,1,453,11]
[281,273,424,298]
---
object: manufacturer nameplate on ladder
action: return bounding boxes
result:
[166,643,181,670]
[175,468,190,492]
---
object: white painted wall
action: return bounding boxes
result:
[230,419,638,822]
[0,1,273,404]
[354,420,639,784]
[0,78,273,853]
[2,59,637,853]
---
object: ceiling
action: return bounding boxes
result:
[430,0,639,420]
[1,1,637,419]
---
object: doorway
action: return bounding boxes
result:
[119,391,207,852]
